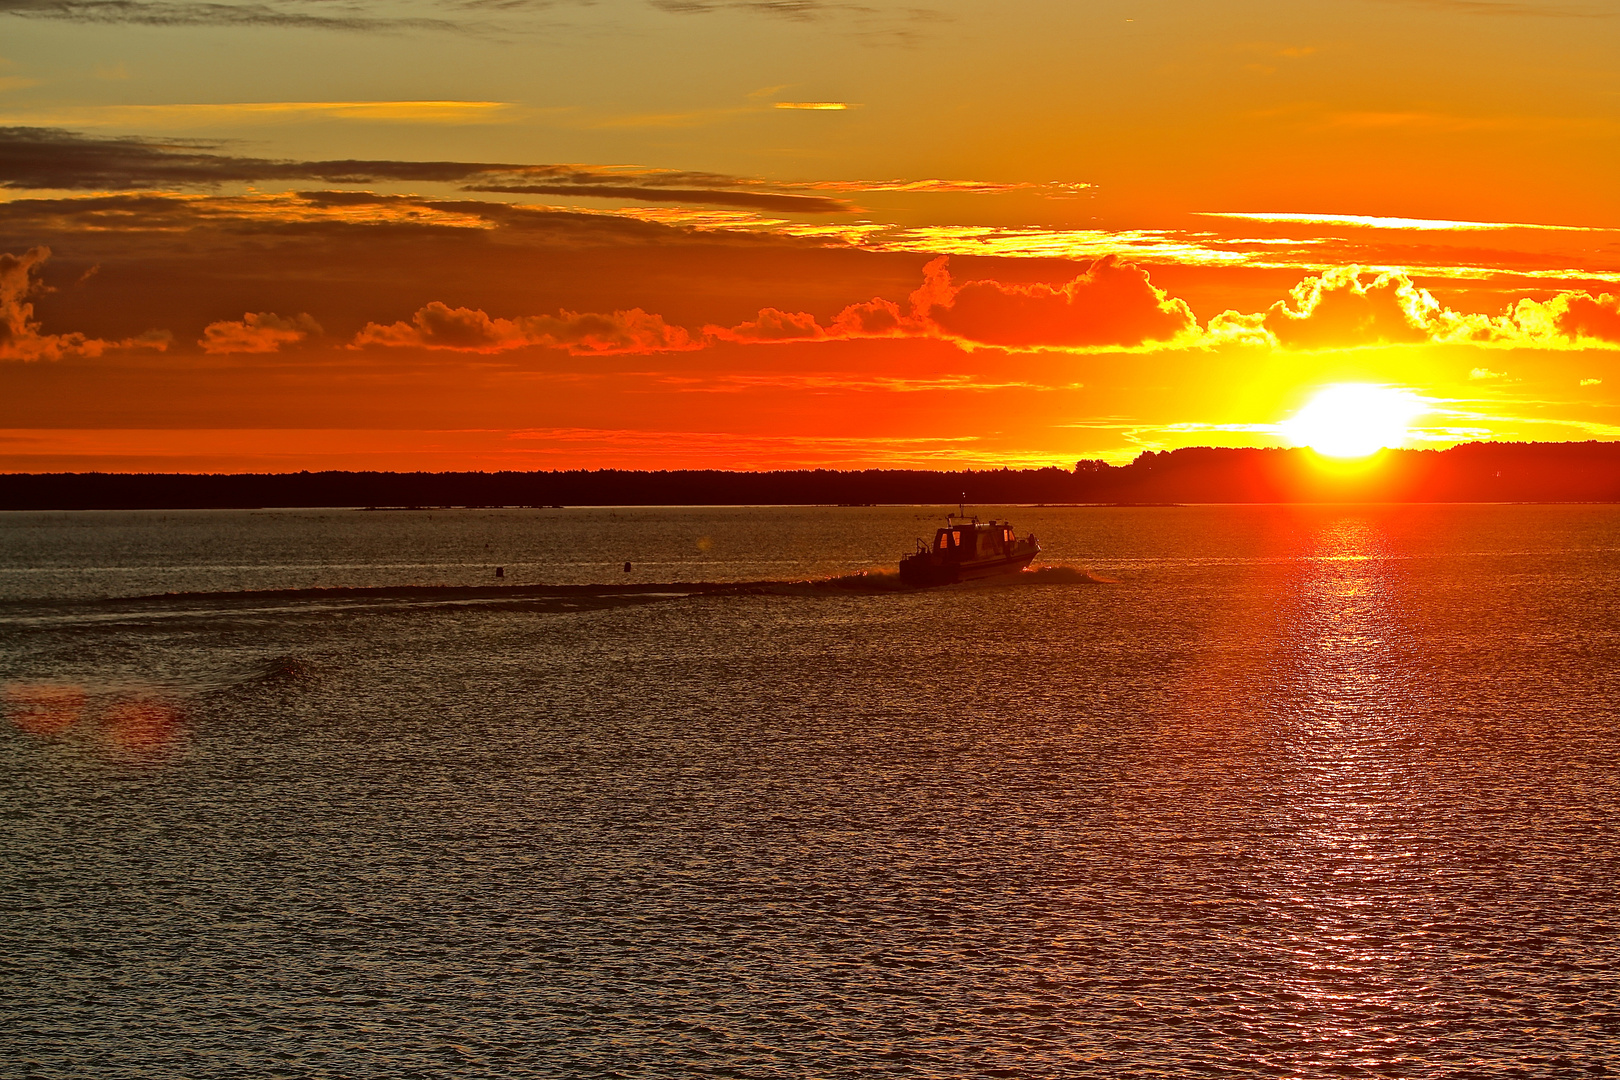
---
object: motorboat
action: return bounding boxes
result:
[899,512,1040,586]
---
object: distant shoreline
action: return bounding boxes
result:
[3,441,1620,510]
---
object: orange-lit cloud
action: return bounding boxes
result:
[1528,291,1620,345]
[707,306,829,342]
[912,255,1199,350]
[707,257,1198,352]
[1230,266,1435,349]
[354,301,698,355]
[2,245,168,361]
[705,297,912,343]
[200,311,321,354]
[1210,267,1620,351]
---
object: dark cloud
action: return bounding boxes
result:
[0,0,462,30]
[354,301,697,354]
[2,0,940,35]
[465,183,852,213]
[645,0,948,44]
[0,127,518,190]
[0,128,854,212]
[650,0,823,17]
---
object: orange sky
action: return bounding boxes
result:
[2,0,1619,471]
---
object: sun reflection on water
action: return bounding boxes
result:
[1259,512,1445,1074]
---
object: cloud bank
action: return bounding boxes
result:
[0,128,854,213]
[709,256,1200,351]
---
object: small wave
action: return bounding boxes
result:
[257,655,315,683]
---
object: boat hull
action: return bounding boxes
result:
[898,544,1038,587]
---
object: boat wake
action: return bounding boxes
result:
[0,564,1111,628]
[801,563,1110,592]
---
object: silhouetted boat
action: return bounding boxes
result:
[899,513,1040,586]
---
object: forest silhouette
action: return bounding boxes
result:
[4,442,1620,510]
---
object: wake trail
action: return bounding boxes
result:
[0,564,1111,625]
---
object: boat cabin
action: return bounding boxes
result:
[934,520,1019,560]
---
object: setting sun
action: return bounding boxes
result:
[1279,384,1428,459]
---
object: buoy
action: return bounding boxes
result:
[495,566,504,578]
[623,561,632,573]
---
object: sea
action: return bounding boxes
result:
[2,503,1618,1078]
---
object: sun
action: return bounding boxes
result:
[1279,383,1427,458]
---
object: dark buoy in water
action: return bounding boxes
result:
[623,561,632,573]
[495,566,505,578]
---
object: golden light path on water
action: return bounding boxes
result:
[1262,515,1433,1073]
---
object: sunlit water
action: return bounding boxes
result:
[3,505,1618,1078]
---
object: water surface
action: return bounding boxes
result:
[3,505,1618,1077]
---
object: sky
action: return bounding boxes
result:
[2,0,1620,472]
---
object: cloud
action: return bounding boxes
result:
[910,255,1199,350]
[1,245,168,360]
[1210,268,1620,351]
[0,127,855,212]
[711,260,1620,357]
[708,258,1198,351]
[353,301,697,355]
[830,296,909,337]
[1534,290,1620,344]
[87,100,515,124]
[805,178,1091,196]
[706,306,828,343]
[0,126,514,190]
[465,183,852,213]
[643,0,951,45]
[200,311,320,354]
[0,0,466,31]
[1197,210,1601,233]
[1247,266,1436,349]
